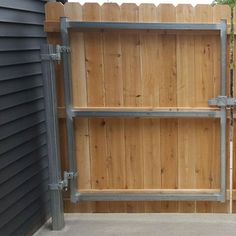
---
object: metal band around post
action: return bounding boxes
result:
[60,17,78,203]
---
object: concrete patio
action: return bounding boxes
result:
[35,213,236,236]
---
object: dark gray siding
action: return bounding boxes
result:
[0,1,50,235]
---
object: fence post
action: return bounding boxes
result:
[41,44,65,230]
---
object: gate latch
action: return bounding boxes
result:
[41,45,70,63]
[49,171,78,191]
[208,96,236,107]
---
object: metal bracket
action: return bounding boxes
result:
[41,45,70,63]
[208,96,236,107]
[49,171,78,191]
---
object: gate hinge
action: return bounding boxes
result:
[41,45,70,63]
[49,171,78,191]
[208,96,236,107]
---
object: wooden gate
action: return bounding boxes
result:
[45,2,236,213]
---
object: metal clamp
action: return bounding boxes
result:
[208,96,236,107]
[49,171,78,191]
[59,45,71,53]
[41,45,70,63]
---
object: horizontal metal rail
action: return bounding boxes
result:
[67,21,222,31]
[75,192,221,202]
[71,109,221,118]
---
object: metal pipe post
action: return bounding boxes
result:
[60,17,78,202]
[220,108,227,202]
[41,44,65,230]
[221,19,227,96]
[219,19,227,202]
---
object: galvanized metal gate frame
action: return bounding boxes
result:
[60,17,228,202]
[42,18,229,229]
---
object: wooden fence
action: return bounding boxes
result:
[45,2,236,213]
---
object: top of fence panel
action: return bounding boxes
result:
[44,2,232,33]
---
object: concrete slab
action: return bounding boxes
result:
[34,213,236,236]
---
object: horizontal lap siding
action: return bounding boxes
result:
[0,0,50,235]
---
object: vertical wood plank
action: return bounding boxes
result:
[176,4,196,213]
[157,4,178,212]
[64,2,94,213]
[233,7,236,202]
[194,4,214,213]
[45,3,65,106]
[234,121,236,212]
[233,7,236,212]
[232,7,236,213]
[121,3,144,213]
[83,3,109,212]
[139,3,161,213]
[101,3,127,212]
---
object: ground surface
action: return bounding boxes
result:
[35,213,236,236]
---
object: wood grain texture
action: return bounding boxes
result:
[157,4,178,213]
[194,4,214,213]
[45,3,65,107]
[45,3,233,213]
[176,4,196,213]
[139,3,161,212]
[83,3,109,212]
[121,3,144,213]
[101,3,126,212]
[64,2,94,213]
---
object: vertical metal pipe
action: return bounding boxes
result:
[60,17,78,202]
[41,44,65,230]
[220,108,227,202]
[220,19,227,96]
[220,19,227,202]
[230,139,233,211]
